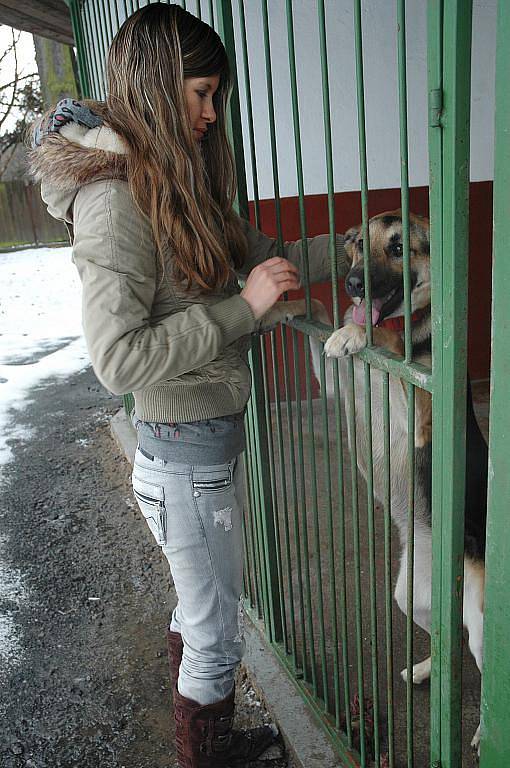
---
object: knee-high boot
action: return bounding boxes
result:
[166,625,184,692]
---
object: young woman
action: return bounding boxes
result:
[30,4,349,766]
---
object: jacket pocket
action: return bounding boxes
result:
[132,475,167,545]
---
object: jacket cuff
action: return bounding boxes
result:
[208,294,256,346]
[336,235,350,278]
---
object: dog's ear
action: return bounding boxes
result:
[343,224,361,265]
[410,212,430,249]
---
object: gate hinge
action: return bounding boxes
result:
[429,88,443,127]
[431,761,441,768]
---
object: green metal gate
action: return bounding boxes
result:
[65,1,510,766]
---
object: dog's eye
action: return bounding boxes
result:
[392,242,403,257]
[357,239,363,252]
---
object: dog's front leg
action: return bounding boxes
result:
[324,322,367,358]
[257,299,307,333]
[258,298,328,333]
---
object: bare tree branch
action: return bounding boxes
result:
[0,73,39,91]
[0,28,19,131]
[0,28,21,67]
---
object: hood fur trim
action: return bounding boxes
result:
[28,100,128,194]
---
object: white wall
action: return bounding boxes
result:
[232,0,496,200]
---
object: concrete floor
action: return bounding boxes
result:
[244,382,489,768]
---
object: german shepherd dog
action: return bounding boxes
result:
[305,210,488,752]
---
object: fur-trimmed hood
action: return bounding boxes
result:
[29,101,128,223]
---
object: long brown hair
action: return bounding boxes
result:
[106,3,246,292]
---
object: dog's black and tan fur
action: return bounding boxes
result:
[308,210,487,752]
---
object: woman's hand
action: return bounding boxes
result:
[240,257,300,320]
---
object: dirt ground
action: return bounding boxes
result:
[0,367,289,768]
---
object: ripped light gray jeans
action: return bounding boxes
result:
[131,446,245,706]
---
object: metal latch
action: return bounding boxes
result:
[429,89,443,127]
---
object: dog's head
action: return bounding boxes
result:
[343,209,430,327]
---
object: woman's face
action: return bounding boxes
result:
[183,74,220,141]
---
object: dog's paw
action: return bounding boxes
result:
[257,299,307,333]
[471,723,480,757]
[400,656,431,685]
[324,323,366,358]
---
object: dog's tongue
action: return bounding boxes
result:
[352,298,384,326]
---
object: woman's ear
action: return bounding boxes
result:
[344,224,361,266]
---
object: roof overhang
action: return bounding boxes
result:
[0,0,74,46]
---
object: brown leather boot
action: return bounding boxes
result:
[166,626,184,692]
[174,686,278,767]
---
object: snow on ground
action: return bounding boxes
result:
[0,245,89,675]
[0,245,89,465]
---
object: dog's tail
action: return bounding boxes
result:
[308,299,336,399]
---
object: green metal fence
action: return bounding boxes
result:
[66,1,509,766]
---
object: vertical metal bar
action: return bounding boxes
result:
[240,472,253,606]
[382,374,395,768]
[280,327,304,670]
[432,3,472,767]
[68,0,92,99]
[346,357,367,765]
[293,332,314,688]
[427,1,444,763]
[479,1,510,763]
[102,0,115,42]
[285,0,311,316]
[237,0,261,228]
[95,1,109,94]
[269,330,292,655]
[112,0,120,30]
[208,0,215,30]
[332,356,352,744]
[397,4,415,765]
[259,333,290,645]
[260,0,283,254]
[82,3,101,98]
[319,348,341,726]
[353,0,373,348]
[317,0,340,328]
[248,352,283,642]
[291,329,309,679]
[243,416,263,617]
[246,390,270,624]
[363,361,381,767]
[89,1,106,98]
[405,383,415,768]
[304,336,329,709]
[396,0,413,361]
[215,0,249,218]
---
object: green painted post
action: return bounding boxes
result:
[479,1,510,764]
[429,2,472,767]
[427,2,444,764]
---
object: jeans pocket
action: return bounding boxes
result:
[132,474,167,546]
[191,462,234,494]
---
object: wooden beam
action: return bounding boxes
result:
[0,0,73,46]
